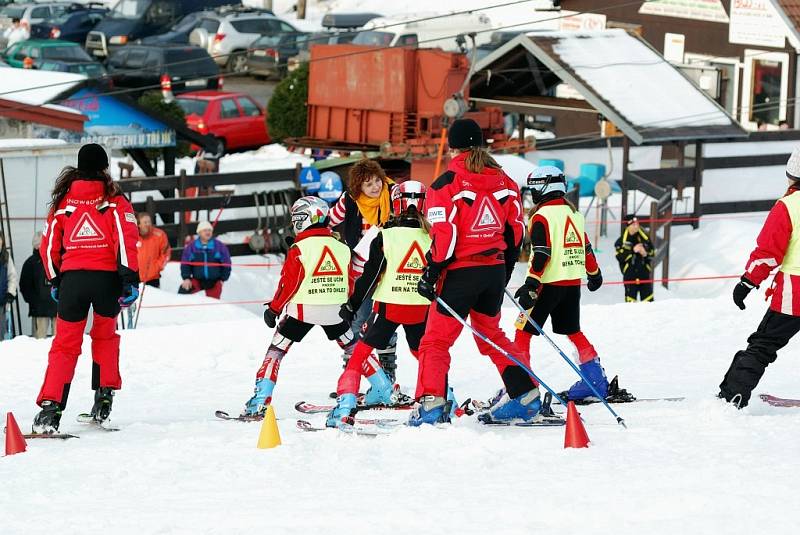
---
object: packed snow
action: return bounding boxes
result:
[2,211,799,534]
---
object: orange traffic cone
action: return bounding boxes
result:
[5,412,27,456]
[564,401,590,449]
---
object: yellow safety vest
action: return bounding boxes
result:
[779,191,800,276]
[532,204,587,283]
[372,226,433,305]
[291,236,351,305]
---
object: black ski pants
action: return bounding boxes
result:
[719,309,800,407]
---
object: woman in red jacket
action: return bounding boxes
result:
[32,144,140,434]
[410,119,537,426]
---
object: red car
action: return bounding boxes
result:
[176,91,271,153]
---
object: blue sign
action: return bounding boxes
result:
[299,166,321,194]
[59,89,175,149]
[317,171,343,203]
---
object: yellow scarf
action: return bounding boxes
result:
[355,182,392,227]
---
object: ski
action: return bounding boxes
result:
[759,394,800,407]
[75,414,120,432]
[296,419,400,435]
[479,417,566,427]
[4,426,79,439]
[217,410,399,427]
[294,400,414,414]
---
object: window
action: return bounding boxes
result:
[238,97,261,117]
[279,22,295,32]
[176,98,210,116]
[396,34,418,47]
[28,47,41,59]
[742,50,789,130]
[219,99,240,119]
[30,7,50,19]
[144,50,160,68]
[42,46,92,61]
[198,18,220,33]
[352,31,395,46]
[231,18,272,35]
[124,49,148,69]
[146,1,175,26]
[13,45,29,61]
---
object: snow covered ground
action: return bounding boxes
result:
[2,214,800,534]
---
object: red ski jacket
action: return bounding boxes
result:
[744,186,800,315]
[268,227,354,313]
[426,152,524,270]
[41,180,139,283]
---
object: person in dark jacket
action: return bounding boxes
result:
[0,232,19,338]
[615,215,655,302]
[179,221,231,299]
[20,232,57,338]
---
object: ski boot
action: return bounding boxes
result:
[408,395,451,427]
[562,358,609,401]
[477,388,541,424]
[32,400,62,434]
[241,378,275,418]
[363,368,394,406]
[89,387,114,424]
[326,393,358,428]
[376,345,397,384]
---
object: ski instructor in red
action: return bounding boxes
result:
[410,118,541,426]
[32,143,140,434]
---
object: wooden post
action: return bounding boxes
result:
[297,0,306,19]
[693,140,703,230]
[662,200,672,290]
[621,136,630,232]
[517,113,525,156]
[145,195,156,226]
[293,162,303,190]
[179,170,188,245]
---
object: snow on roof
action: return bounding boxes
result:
[528,30,744,143]
[0,138,67,149]
[0,69,85,107]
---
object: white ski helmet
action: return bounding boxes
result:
[392,180,427,216]
[527,165,566,204]
[290,196,329,233]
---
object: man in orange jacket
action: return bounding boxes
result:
[136,213,170,288]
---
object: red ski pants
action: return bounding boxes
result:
[37,271,122,408]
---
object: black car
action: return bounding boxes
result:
[107,44,220,96]
[29,4,109,43]
[247,32,312,79]
[138,11,203,45]
[85,0,237,58]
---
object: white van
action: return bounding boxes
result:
[351,12,493,51]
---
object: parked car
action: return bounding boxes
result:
[107,44,220,96]
[85,0,236,58]
[0,2,70,47]
[321,12,381,32]
[284,31,359,75]
[351,13,493,50]
[246,31,311,79]
[29,3,109,43]
[2,38,93,68]
[175,90,270,153]
[188,6,297,73]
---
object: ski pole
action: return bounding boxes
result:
[434,296,567,408]
[133,283,146,329]
[503,287,627,428]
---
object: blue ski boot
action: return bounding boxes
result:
[241,378,275,418]
[408,395,451,427]
[363,368,394,406]
[446,387,459,419]
[565,358,609,401]
[326,393,358,428]
[478,388,541,423]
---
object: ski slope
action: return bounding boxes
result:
[2,279,800,533]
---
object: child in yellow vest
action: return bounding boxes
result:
[327,181,432,428]
[241,196,355,418]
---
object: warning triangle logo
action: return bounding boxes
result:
[312,245,344,276]
[397,241,427,274]
[69,212,105,242]
[563,216,583,247]
[471,196,502,232]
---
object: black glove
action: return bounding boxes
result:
[733,277,757,310]
[263,303,279,328]
[5,293,15,303]
[339,301,356,323]
[514,277,541,310]
[587,270,603,292]
[417,264,441,301]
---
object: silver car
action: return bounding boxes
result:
[189,6,298,73]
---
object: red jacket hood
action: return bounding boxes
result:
[447,152,510,192]
[66,180,106,202]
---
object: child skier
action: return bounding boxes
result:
[240,196,356,417]
[327,181,431,428]
[719,148,800,408]
[33,144,140,433]
[511,166,612,402]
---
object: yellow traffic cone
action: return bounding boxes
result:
[256,405,281,449]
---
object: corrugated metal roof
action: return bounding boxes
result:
[470,30,747,145]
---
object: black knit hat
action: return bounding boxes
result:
[77,143,109,175]
[448,118,484,149]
